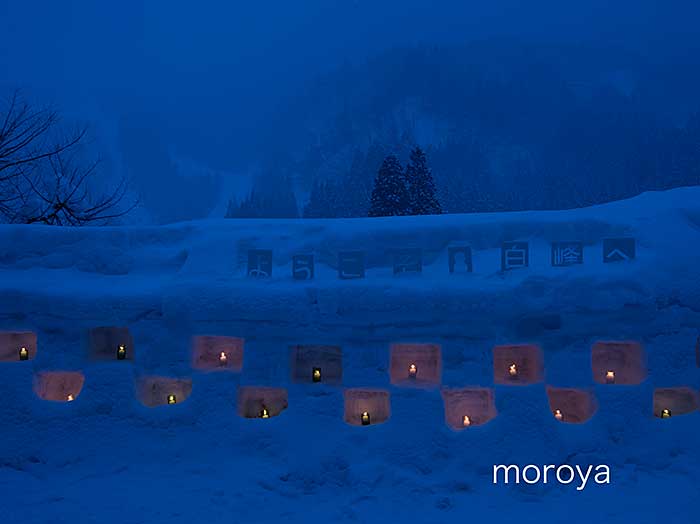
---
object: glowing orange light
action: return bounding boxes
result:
[463,415,471,427]
[605,370,615,384]
[509,363,518,377]
[408,363,417,378]
[219,352,228,365]
[554,409,563,421]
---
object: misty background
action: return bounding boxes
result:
[2,0,699,223]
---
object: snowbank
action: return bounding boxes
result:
[0,187,699,524]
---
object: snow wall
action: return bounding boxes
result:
[0,187,699,523]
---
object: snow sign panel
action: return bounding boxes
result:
[392,248,422,275]
[247,249,273,278]
[292,254,314,280]
[551,241,584,266]
[501,242,529,270]
[448,246,473,273]
[603,238,635,263]
[338,251,365,279]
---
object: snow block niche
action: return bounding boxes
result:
[591,341,646,385]
[653,387,699,418]
[34,371,85,402]
[192,335,244,371]
[389,343,441,387]
[344,388,390,426]
[290,345,342,384]
[137,376,193,407]
[237,386,288,419]
[0,331,37,362]
[89,326,134,361]
[493,344,544,385]
[546,387,597,424]
[441,387,497,430]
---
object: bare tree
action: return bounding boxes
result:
[0,90,135,225]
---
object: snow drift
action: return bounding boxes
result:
[0,187,699,524]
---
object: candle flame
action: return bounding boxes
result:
[462,415,471,427]
[605,370,615,383]
[67,394,74,402]
[509,363,517,376]
[554,409,563,421]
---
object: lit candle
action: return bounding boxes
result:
[408,363,417,378]
[167,394,177,405]
[661,409,671,419]
[462,415,471,427]
[19,347,29,361]
[312,367,321,382]
[605,370,615,384]
[554,409,563,421]
[219,351,228,366]
[509,363,518,377]
[67,394,74,402]
[117,345,126,360]
[260,406,270,419]
[361,411,370,426]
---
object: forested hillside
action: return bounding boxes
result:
[228,42,700,218]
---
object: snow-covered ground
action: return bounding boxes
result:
[1,187,699,523]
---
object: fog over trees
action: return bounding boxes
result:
[3,1,700,223]
[228,43,700,218]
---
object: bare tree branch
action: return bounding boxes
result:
[0,89,136,225]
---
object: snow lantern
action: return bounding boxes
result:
[34,371,85,402]
[442,387,497,430]
[493,344,544,385]
[653,387,699,419]
[137,376,192,407]
[344,388,390,426]
[192,335,244,371]
[237,386,288,419]
[0,331,37,362]
[290,345,342,384]
[546,387,597,423]
[389,343,441,387]
[89,326,134,362]
[591,341,646,385]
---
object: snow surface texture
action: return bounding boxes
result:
[1,187,699,524]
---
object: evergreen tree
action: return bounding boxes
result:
[336,145,384,217]
[405,146,441,215]
[304,179,333,218]
[368,155,410,217]
[226,174,298,218]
